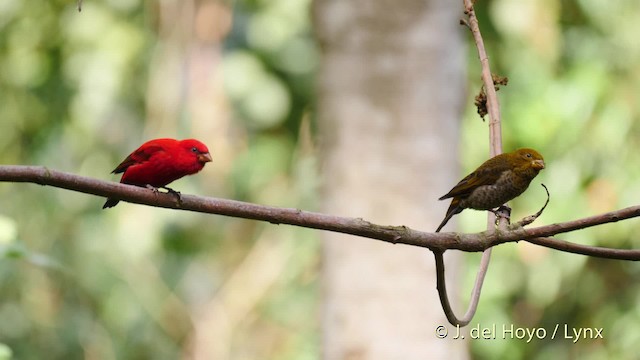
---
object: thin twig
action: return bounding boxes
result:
[517,184,550,227]
[433,0,510,327]
[464,1,502,147]
[459,19,471,29]
[434,248,491,326]
[526,237,640,260]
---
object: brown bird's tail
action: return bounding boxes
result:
[102,198,119,209]
[435,199,463,232]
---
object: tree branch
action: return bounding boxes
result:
[0,165,639,260]
[463,1,502,148]
[434,248,492,326]
[433,0,508,327]
[525,237,640,260]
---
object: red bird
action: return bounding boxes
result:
[103,138,212,209]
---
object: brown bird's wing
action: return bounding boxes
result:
[111,144,165,174]
[438,155,510,200]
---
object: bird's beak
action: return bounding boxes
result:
[198,152,213,163]
[532,159,545,170]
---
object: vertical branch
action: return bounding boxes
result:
[434,0,504,326]
[463,0,502,156]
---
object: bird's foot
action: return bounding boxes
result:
[491,205,512,225]
[159,186,182,204]
[159,186,181,197]
[144,185,182,205]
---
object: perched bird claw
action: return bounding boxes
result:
[161,186,182,203]
[491,205,512,224]
[145,184,181,200]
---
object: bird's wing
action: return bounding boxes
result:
[438,157,510,200]
[111,144,165,174]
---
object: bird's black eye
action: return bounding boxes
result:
[191,147,198,153]
[526,153,532,158]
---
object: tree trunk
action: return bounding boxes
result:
[314,0,467,358]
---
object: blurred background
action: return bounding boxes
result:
[0,0,639,359]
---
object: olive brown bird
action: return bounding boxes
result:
[435,148,545,232]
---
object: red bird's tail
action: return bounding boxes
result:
[102,198,120,209]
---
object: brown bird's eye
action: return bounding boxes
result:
[526,153,532,158]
